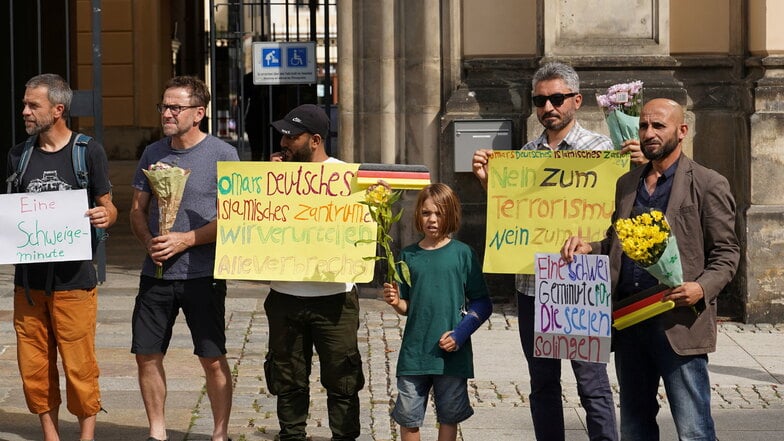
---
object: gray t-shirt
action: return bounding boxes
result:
[132,134,239,279]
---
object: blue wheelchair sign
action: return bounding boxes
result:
[253,41,316,85]
[262,48,281,67]
[287,47,308,67]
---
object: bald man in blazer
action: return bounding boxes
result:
[562,98,739,440]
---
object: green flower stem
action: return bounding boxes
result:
[359,183,410,286]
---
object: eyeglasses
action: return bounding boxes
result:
[156,104,200,115]
[532,92,578,108]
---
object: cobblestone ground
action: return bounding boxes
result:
[184,303,784,441]
[712,322,784,409]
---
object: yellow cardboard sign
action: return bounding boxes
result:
[214,162,376,282]
[484,150,629,274]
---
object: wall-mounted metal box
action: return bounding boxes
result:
[453,119,513,172]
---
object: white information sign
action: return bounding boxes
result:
[533,253,613,363]
[0,189,92,264]
[252,41,317,85]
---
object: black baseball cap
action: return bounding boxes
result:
[271,104,330,138]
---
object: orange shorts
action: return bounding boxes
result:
[13,286,102,417]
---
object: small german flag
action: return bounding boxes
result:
[356,163,431,190]
[612,284,674,330]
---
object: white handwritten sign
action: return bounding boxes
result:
[0,189,92,264]
[533,253,612,363]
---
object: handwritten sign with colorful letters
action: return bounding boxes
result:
[214,162,376,282]
[534,253,612,363]
[483,150,628,274]
[0,189,92,264]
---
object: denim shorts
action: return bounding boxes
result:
[391,375,474,427]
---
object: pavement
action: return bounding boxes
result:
[0,160,783,441]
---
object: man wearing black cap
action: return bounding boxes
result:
[270,103,331,162]
[265,104,365,441]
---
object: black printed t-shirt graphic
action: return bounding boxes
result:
[10,133,111,290]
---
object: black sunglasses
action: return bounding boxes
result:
[532,92,578,108]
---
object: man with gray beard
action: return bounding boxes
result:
[7,73,117,441]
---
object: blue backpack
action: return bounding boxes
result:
[7,133,109,286]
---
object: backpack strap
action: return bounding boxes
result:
[6,136,36,194]
[10,137,40,304]
[70,133,109,284]
[71,133,92,190]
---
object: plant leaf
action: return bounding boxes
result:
[398,260,411,286]
[362,256,383,262]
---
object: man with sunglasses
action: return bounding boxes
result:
[130,76,239,441]
[473,62,645,440]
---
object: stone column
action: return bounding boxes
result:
[343,0,397,164]
[337,0,355,162]
[534,0,677,140]
[379,0,397,164]
[402,0,441,177]
[742,0,784,323]
[746,57,784,323]
[342,1,442,169]
[340,0,444,286]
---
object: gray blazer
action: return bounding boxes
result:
[591,153,740,355]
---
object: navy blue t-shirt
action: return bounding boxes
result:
[616,161,678,299]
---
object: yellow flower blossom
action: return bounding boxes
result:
[357,180,411,285]
[614,209,672,267]
[365,182,392,206]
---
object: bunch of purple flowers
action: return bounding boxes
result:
[596,80,644,149]
[596,80,644,116]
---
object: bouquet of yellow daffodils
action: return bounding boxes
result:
[356,181,411,285]
[614,209,683,287]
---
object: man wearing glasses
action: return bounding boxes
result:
[473,62,645,440]
[130,76,239,441]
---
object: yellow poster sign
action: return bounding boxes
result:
[214,162,377,282]
[484,150,629,274]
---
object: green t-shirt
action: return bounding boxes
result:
[396,239,489,378]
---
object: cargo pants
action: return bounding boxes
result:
[264,289,365,441]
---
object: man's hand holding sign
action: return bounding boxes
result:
[482,149,628,275]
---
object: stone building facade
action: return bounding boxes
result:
[13,0,781,322]
[337,0,784,323]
